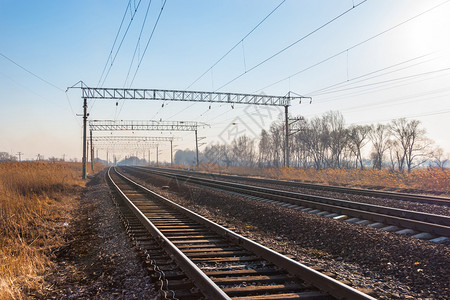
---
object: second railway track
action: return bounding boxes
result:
[108,167,374,299]
[123,166,450,242]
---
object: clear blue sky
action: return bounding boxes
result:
[1,0,449,162]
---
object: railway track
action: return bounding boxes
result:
[107,167,375,299]
[142,166,450,206]
[123,166,450,243]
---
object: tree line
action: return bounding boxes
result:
[179,111,448,172]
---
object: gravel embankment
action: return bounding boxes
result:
[121,168,450,300]
[40,171,156,299]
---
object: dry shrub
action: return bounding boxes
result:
[0,161,103,299]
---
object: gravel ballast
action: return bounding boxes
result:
[121,167,450,300]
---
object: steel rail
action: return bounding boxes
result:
[128,166,450,237]
[146,166,450,206]
[107,168,230,300]
[110,167,375,300]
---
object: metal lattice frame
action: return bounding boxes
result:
[92,136,180,142]
[81,87,296,106]
[89,120,206,131]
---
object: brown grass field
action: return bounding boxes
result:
[0,162,102,299]
[195,164,450,195]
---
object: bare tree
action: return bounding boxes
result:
[326,111,349,168]
[348,125,371,169]
[0,152,17,162]
[269,122,284,167]
[258,129,272,167]
[369,124,391,170]
[390,118,433,172]
[432,146,449,170]
[231,135,255,166]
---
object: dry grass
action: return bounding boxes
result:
[0,161,103,299]
[191,164,449,195]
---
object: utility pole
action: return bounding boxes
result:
[90,130,94,172]
[284,105,289,168]
[17,152,22,162]
[82,98,87,179]
[195,129,199,167]
[156,145,159,166]
[62,154,66,162]
[170,140,173,166]
[148,150,151,165]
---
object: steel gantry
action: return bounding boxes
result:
[91,135,181,167]
[88,120,208,175]
[76,85,310,178]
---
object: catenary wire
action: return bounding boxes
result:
[185,0,286,90]
[124,0,153,87]
[0,52,79,124]
[129,0,168,87]
[305,54,433,95]
[97,0,132,87]
[255,0,450,93]
[100,0,143,88]
[215,0,369,92]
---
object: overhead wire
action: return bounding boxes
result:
[129,0,168,87]
[0,53,64,92]
[0,52,80,125]
[305,53,433,95]
[312,67,450,96]
[255,0,450,93]
[188,1,286,121]
[100,0,144,88]
[124,0,153,87]
[116,0,154,120]
[215,0,369,92]
[314,70,450,104]
[97,0,132,87]
[185,0,286,90]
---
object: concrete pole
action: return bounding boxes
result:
[82,98,87,179]
[285,105,289,168]
[90,130,94,172]
[195,129,199,167]
[170,140,173,166]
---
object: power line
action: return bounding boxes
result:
[256,0,450,93]
[312,67,450,96]
[0,52,80,124]
[0,53,64,92]
[185,0,286,90]
[100,0,144,88]
[348,109,450,126]
[305,54,433,95]
[97,0,132,87]
[314,70,450,104]
[129,0,168,87]
[124,0,153,87]
[215,0,369,92]
[115,0,154,120]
